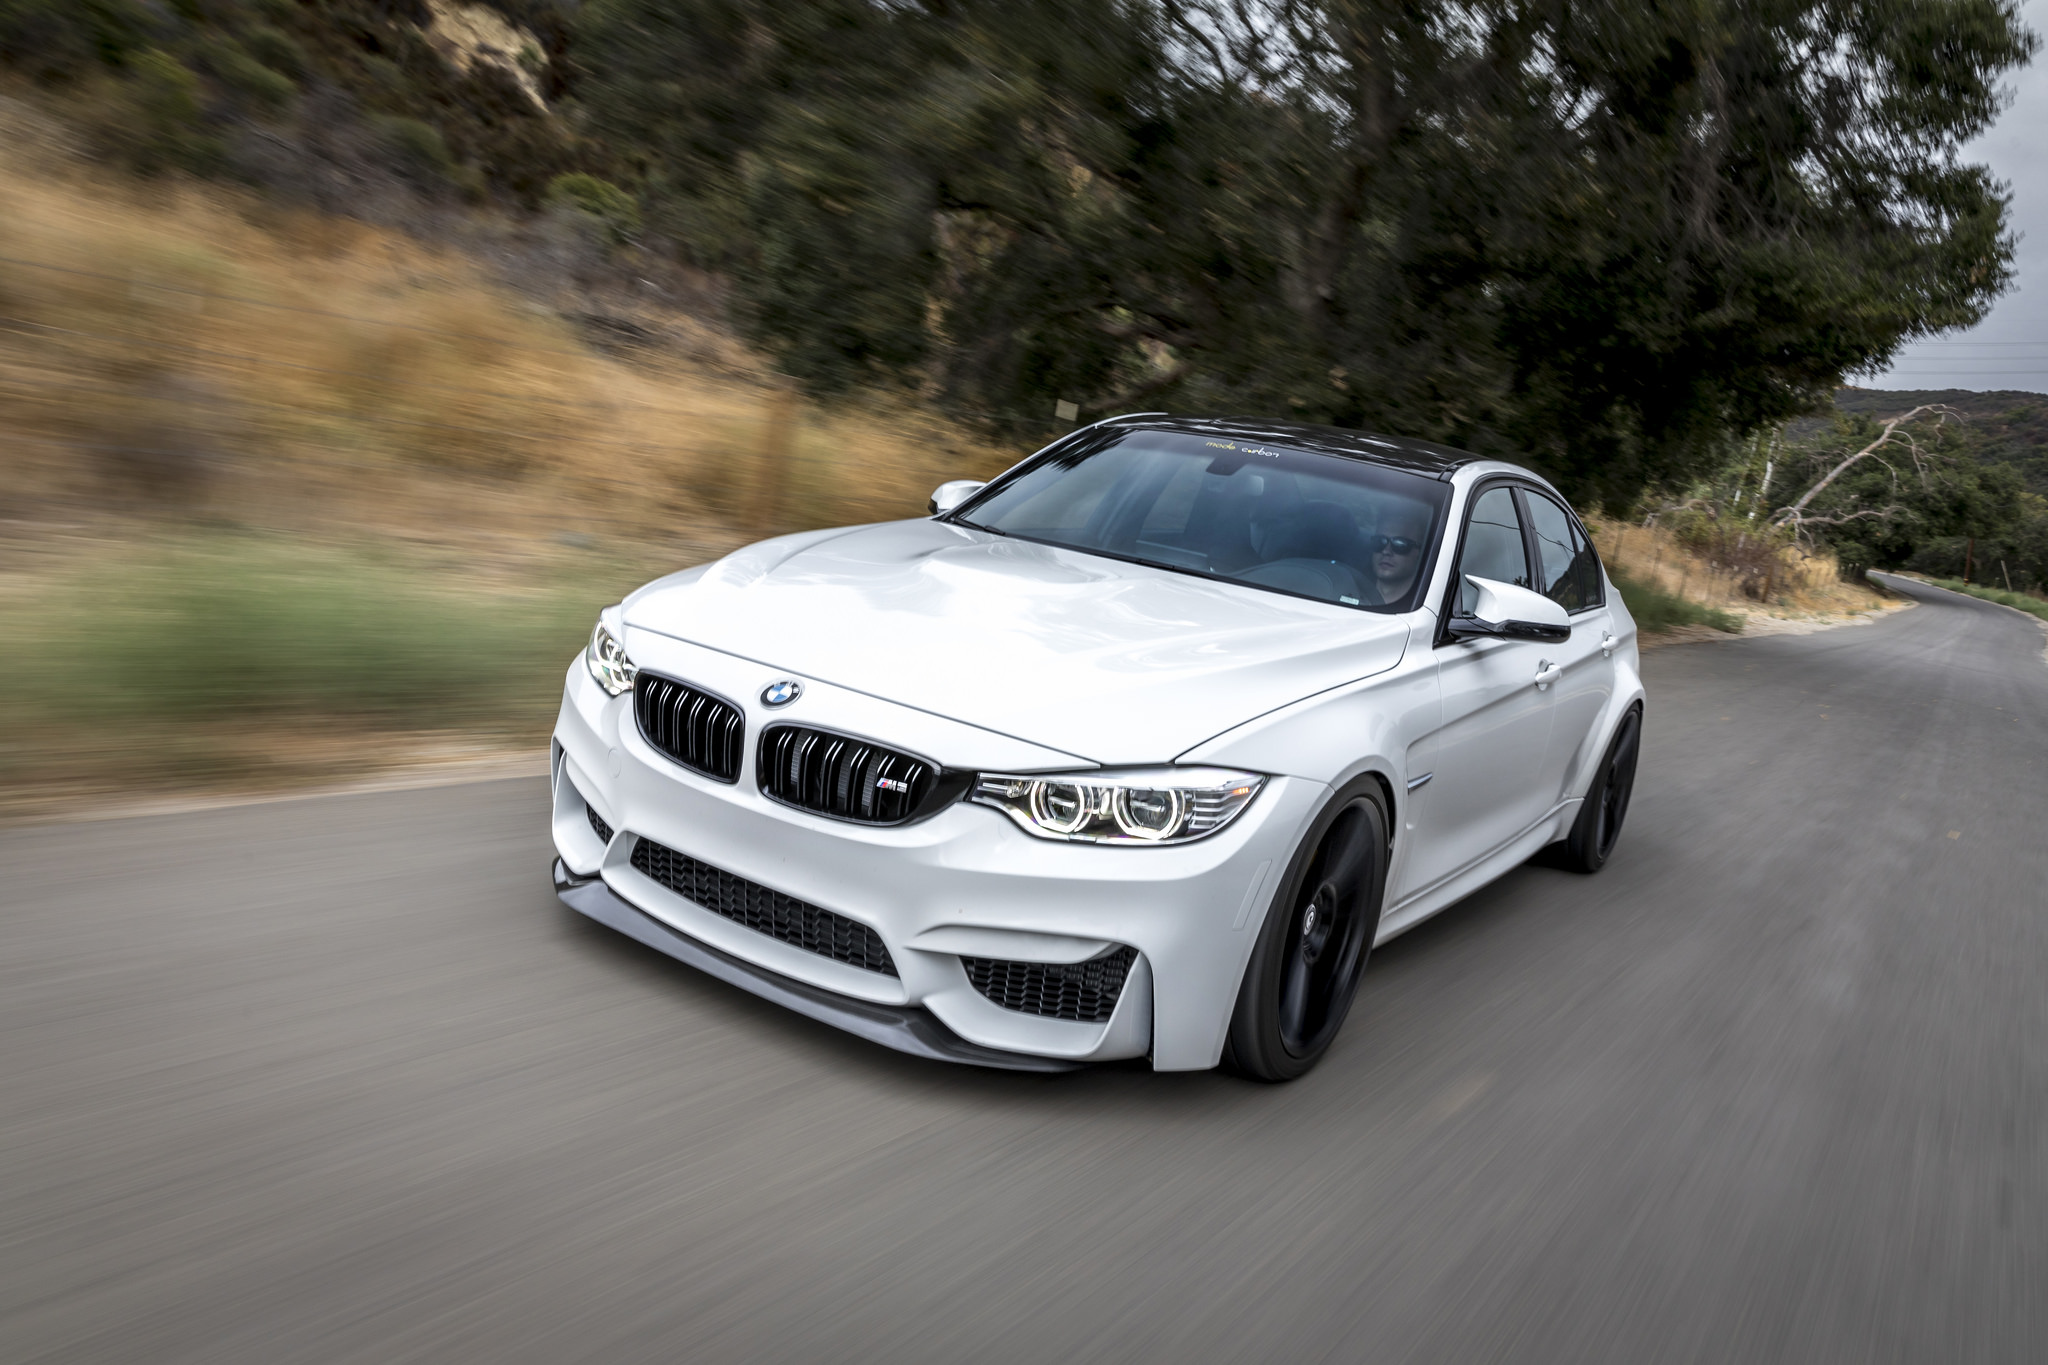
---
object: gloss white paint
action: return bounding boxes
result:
[552,456,1645,1070]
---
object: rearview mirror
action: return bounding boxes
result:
[929,480,986,516]
[1448,575,1571,643]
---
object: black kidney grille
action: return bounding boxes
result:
[586,801,613,845]
[629,836,897,976]
[759,725,936,824]
[962,947,1138,1024]
[635,673,743,782]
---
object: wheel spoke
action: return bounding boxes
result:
[1595,713,1640,859]
[1274,801,1382,1059]
[1278,951,1311,1045]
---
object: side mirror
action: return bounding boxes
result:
[929,480,986,516]
[1448,575,1572,643]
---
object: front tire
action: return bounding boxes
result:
[1558,705,1641,874]
[1223,781,1390,1082]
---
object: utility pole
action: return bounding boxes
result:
[1964,537,1974,585]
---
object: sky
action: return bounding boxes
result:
[1872,0,2048,393]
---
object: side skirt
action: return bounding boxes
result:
[1374,801,1579,942]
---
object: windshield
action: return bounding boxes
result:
[953,430,1450,612]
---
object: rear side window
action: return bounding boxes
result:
[1522,490,1604,612]
[1454,486,1529,615]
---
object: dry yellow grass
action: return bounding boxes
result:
[0,117,1036,807]
[0,130,1018,577]
[1583,513,1888,621]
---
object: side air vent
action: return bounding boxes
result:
[962,947,1139,1024]
[631,836,897,976]
[634,673,744,783]
[586,801,613,845]
[758,725,968,825]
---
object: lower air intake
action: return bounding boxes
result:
[962,947,1138,1024]
[629,836,897,977]
[586,802,613,845]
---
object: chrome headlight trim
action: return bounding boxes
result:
[586,608,638,697]
[971,767,1265,845]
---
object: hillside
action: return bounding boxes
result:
[1826,386,2048,493]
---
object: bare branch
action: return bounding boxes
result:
[1774,503,1908,550]
[1772,405,1958,527]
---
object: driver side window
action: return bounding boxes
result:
[1454,486,1531,616]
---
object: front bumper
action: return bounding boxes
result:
[553,859,1078,1071]
[551,635,1325,1071]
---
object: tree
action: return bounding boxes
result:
[574,0,2036,509]
[1781,407,2027,574]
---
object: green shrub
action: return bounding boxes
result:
[0,0,149,80]
[546,172,641,244]
[1926,578,2048,622]
[372,114,457,186]
[1610,565,1742,634]
[201,36,297,111]
[132,46,200,124]
[1,538,594,728]
[240,24,308,80]
[100,48,226,175]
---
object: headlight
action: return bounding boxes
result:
[586,613,637,696]
[971,768,1265,845]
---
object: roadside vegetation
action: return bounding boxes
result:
[0,129,1009,811]
[0,535,609,810]
[1607,567,1743,636]
[1921,578,2048,622]
[0,2,2038,807]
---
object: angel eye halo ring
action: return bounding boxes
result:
[972,768,1264,845]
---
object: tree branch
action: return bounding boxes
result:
[1772,405,1956,526]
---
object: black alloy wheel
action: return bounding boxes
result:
[1224,782,1389,1082]
[1559,705,1641,873]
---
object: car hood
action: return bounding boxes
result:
[625,519,1414,766]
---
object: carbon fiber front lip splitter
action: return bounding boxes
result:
[552,859,1080,1072]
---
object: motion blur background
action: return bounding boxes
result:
[0,0,2043,811]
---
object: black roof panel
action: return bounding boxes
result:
[1099,414,1491,478]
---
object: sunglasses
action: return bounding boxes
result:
[1370,535,1421,555]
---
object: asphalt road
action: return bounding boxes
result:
[4,577,2046,1364]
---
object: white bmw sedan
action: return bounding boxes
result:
[551,416,1643,1079]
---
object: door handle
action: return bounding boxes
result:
[1534,660,1564,691]
[1600,631,1617,658]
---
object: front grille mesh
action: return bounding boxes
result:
[586,801,613,845]
[635,674,744,783]
[759,725,936,824]
[963,947,1138,1024]
[629,836,897,976]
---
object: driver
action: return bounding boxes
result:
[1369,504,1429,606]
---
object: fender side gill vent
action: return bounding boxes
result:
[758,725,966,824]
[634,673,744,783]
[962,947,1138,1024]
[630,836,897,977]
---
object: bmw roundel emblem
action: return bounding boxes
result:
[760,679,803,708]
